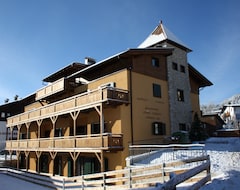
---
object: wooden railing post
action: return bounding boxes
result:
[162,162,165,183]
[103,173,106,190]
[81,175,84,190]
[128,168,132,188]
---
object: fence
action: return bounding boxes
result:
[127,144,206,166]
[0,155,210,190]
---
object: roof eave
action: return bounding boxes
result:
[188,63,213,87]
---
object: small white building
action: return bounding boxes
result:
[221,104,240,129]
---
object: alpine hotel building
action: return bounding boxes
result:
[5,23,212,176]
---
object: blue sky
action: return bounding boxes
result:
[0,0,239,105]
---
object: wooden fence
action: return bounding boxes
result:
[0,155,211,190]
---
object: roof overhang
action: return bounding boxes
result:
[188,63,213,88]
[43,62,87,83]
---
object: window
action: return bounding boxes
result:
[76,125,87,135]
[91,123,106,134]
[152,57,159,67]
[152,122,166,135]
[177,89,184,102]
[180,65,185,73]
[172,62,178,70]
[1,112,5,118]
[55,128,63,137]
[179,123,187,131]
[91,123,100,134]
[153,83,161,98]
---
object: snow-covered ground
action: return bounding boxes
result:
[199,137,240,190]
[0,173,52,190]
[0,137,239,189]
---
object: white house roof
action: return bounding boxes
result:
[138,21,191,51]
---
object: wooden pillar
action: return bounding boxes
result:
[50,116,58,148]
[69,152,80,176]
[37,119,43,138]
[95,151,104,172]
[10,127,13,140]
[94,104,105,172]
[70,111,80,137]
[17,124,21,140]
[49,151,57,176]
[24,151,30,171]
[36,151,42,173]
[16,151,20,170]
[37,119,42,148]
[25,123,30,149]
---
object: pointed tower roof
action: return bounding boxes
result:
[138,21,191,52]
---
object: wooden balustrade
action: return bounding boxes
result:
[7,87,129,127]
[5,134,123,151]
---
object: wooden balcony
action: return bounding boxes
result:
[36,78,65,101]
[5,133,123,152]
[7,87,129,127]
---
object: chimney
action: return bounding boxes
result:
[84,57,96,65]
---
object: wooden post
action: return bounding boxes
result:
[128,168,132,188]
[50,116,58,148]
[37,120,42,148]
[24,151,30,171]
[49,152,57,176]
[25,122,30,149]
[16,151,20,170]
[69,152,80,176]
[94,104,105,172]
[36,151,42,173]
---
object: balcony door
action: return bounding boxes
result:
[40,154,49,173]
[54,155,62,176]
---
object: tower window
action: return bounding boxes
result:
[172,62,178,70]
[180,65,185,73]
[177,89,184,102]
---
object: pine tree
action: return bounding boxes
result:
[189,113,208,142]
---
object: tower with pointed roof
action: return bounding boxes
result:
[139,21,193,133]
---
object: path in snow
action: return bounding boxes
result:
[0,173,52,190]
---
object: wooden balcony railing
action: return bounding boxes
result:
[36,78,65,101]
[7,87,129,127]
[5,133,123,152]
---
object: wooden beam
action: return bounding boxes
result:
[69,152,80,161]
[37,119,43,127]
[36,151,42,158]
[49,151,57,159]
[50,116,58,124]
[70,110,80,120]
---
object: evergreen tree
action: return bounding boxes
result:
[189,113,208,141]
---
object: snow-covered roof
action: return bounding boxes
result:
[138,21,191,52]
